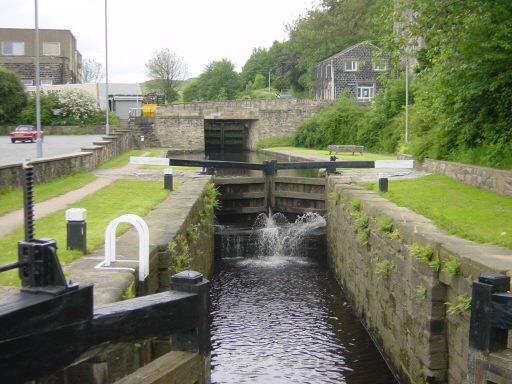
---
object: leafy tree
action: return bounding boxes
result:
[197,59,241,101]
[240,47,274,86]
[0,66,27,123]
[81,58,104,83]
[146,48,187,103]
[182,79,200,102]
[286,0,387,91]
[18,93,58,125]
[56,89,98,121]
[383,0,512,167]
[252,74,267,90]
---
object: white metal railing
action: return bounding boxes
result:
[94,214,149,281]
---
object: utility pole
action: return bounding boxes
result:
[104,0,110,136]
[35,0,42,158]
[405,57,409,143]
[268,69,272,93]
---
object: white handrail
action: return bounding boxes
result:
[94,214,149,281]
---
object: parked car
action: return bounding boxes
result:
[10,125,44,143]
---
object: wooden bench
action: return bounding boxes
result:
[328,145,364,156]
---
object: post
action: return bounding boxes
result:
[405,57,409,143]
[170,270,211,383]
[378,173,388,192]
[469,272,510,353]
[104,0,110,136]
[66,208,87,254]
[164,168,173,191]
[34,0,42,158]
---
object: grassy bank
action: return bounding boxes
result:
[0,171,96,217]
[0,179,173,286]
[262,146,396,161]
[364,175,512,250]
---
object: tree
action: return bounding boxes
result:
[197,59,241,101]
[286,0,387,91]
[81,58,104,83]
[57,89,98,121]
[384,0,512,166]
[0,66,27,123]
[182,79,200,102]
[145,48,187,103]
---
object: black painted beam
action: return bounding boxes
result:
[274,161,375,169]
[169,158,376,170]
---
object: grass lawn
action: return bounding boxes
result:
[138,165,199,170]
[262,146,396,161]
[0,179,175,286]
[364,174,512,250]
[97,149,146,168]
[0,171,97,217]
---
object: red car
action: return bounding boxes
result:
[10,125,44,143]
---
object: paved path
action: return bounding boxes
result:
[0,157,208,239]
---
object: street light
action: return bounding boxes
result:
[34,0,42,158]
[104,0,110,136]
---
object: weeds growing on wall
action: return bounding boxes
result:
[442,257,461,276]
[410,243,440,272]
[445,295,472,316]
[168,183,219,275]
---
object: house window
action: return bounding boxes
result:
[345,60,358,71]
[357,83,374,100]
[21,79,34,86]
[43,42,60,56]
[1,41,24,55]
[373,60,387,71]
[40,79,53,85]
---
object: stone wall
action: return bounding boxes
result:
[43,177,216,383]
[397,154,512,197]
[154,116,205,154]
[147,99,329,152]
[326,178,512,383]
[0,129,135,190]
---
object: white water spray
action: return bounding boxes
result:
[251,212,326,257]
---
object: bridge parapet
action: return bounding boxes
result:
[151,99,331,151]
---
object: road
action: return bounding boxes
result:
[0,135,104,164]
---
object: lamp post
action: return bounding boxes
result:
[268,69,272,93]
[34,0,42,158]
[104,0,110,136]
[405,57,409,143]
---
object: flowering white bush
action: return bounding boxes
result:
[56,89,98,121]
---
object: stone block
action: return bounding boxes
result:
[66,362,109,384]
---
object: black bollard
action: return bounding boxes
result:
[164,168,173,190]
[66,208,87,254]
[378,174,388,193]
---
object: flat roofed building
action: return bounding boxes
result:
[0,28,82,85]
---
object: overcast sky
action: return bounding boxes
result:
[0,0,315,82]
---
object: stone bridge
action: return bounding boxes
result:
[136,99,330,153]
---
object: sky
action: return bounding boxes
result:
[0,0,315,83]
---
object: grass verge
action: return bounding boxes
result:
[138,165,198,170]
[363,174,512,250]
[97,149,145,168]
[0,179,175,286]
[261,146,396,161]
[0,171,97,217]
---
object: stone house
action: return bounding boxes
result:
[0,28,82,85]
[315,41,393,102]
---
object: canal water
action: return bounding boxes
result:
[210,212,397,383]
